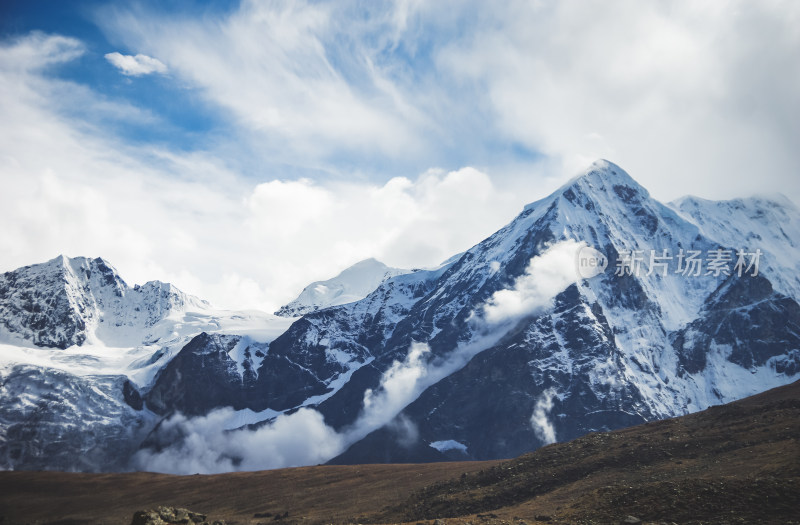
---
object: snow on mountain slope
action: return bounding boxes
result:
[0,365,151,471]
[0,255,209,349]
[275,258,411,317]
[328,160,800,463]
[144,262,454,420]
[0,256,295,471]
[669,194,800,300]
[0,255,294,386]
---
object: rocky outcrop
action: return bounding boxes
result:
[130,506,225,525]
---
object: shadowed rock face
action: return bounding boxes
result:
[674,274,800,375]
[144,333,256,416]
[0,365,149,471]
[330,284,653,464]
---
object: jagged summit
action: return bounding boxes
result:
[0,254,210,349]
[523,159,647,214]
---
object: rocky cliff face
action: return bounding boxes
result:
[0,255,210,349]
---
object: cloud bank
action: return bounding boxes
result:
[133,407,343,474]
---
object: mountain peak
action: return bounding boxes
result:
[275,258,411,317]
[349,258,386,269]
[565,159,650,201]
[522,160,649,216]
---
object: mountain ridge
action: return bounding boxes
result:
[1,159,799,472]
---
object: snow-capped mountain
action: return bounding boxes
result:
[669,194,800,301]
[0,255,211,349]
[0,256,294,470]
[275,258,411,317]
[1,160,799,472]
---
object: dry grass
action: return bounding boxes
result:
[0,460,500,524]
[382,380,800,524]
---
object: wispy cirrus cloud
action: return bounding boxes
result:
[434,1,800,202]
[96,0,434,169]
[104,52,167,76]
[93,0,800,202]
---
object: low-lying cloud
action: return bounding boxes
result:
[134,240,591,473]
[134,342,437,473]
[530,388,558,445]
[356,342,430,435]
[134,331,518,473]
[482,239,586,324]
[133,407,342,474]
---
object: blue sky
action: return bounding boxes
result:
[1,0,799,310]
[0,0,534,178]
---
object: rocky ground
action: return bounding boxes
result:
[1,381,797,525]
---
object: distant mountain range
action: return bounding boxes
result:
[1,160,798,472]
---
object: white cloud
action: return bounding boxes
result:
[0,32,84,71]
[482,240,586,324]
[4,1,800,312]
[104,52,167,76]
[242,167,523,293]
[530,388,558,445]
[133,407,344,474]
[436,1,800,203]
[356,342,431,436]
[93,1,800,203]
[98,0,429,165]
